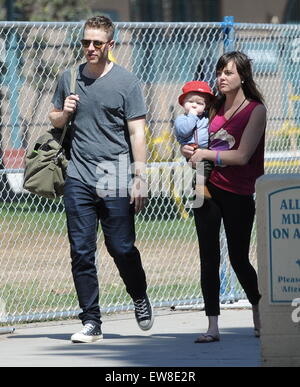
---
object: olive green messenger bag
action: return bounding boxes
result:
[23,67,76,199]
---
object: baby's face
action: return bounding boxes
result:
[183,92,207,116]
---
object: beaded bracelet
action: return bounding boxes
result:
[215,151,222,166]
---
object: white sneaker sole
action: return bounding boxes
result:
[137,302,154,331]
[71,333,103,343]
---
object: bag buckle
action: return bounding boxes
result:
[52,150,64,165]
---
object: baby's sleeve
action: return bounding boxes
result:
[174,114,198,144]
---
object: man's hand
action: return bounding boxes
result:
[130,176,148,213]
[64,94,80,115]
[49,94,80,128]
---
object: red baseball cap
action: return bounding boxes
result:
[178,81,214,106]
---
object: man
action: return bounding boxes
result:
[49,15,153,343]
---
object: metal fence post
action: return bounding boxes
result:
[222,16,235,53]
[220,16,237,303]
[4,29,23,149]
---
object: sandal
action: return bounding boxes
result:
[194,333,220,343]
[254,328,260,338]
[252,304,261,338]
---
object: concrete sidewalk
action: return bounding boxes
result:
[0,308,261,367]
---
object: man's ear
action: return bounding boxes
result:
[108,40,115,49]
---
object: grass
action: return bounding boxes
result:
[0,200,67,234]
[0,281,202,325]
[0,197,199,323]
[0,199,196,240]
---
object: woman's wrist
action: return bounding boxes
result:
[215,151,222,166]
[198,148,211,161]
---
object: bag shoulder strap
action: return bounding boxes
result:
[59,67,77,145]
[69,66,77,95]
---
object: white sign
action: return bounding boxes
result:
[268,186,300,303]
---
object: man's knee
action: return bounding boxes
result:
[106,240,137,259]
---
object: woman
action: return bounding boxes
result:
[181,51,266,343]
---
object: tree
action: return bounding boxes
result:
[0,0,92,21]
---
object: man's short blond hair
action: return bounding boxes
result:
[83,16,115,40]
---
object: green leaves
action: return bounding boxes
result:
[1,0,92,21]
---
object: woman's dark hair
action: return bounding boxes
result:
[210,51,265,120]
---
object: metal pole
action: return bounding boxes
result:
[5,0,15,21]
[220,16,236,303]
[1,1,18,331]
[222,16,235,53]
[4,0,22,149]
[6,31,22,149]
[0,327,15,335]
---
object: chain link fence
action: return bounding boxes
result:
[0,20,299,324]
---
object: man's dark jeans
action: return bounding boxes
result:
[64,176,147,325]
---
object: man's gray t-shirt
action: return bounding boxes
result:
[51,63,147,195]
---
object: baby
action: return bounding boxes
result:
[174,81,215,198]
[174,80,214,150]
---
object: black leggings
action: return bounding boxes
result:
[193,182,261,316]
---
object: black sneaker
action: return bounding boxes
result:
[134,294,154,331]
[71,320,103,343]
